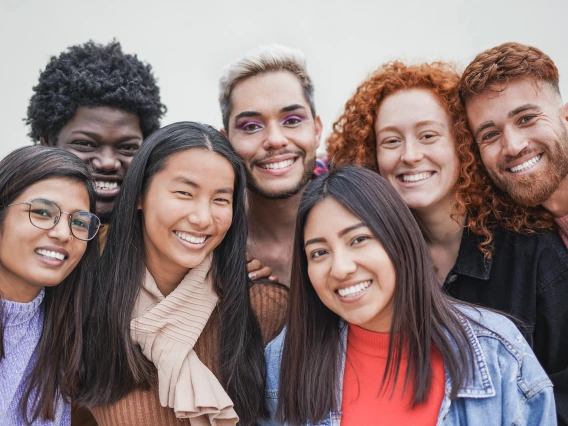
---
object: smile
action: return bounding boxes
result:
[508,154,542,173]
[35,249,66,260]
[174,231,208,244]
[399,172,433,183]
[337,280,371,297]
[259,158,296,170]
[95,180,119,190]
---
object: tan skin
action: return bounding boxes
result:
[40,106,143,222]
[223,72,322,286]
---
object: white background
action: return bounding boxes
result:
[1,0,566,159]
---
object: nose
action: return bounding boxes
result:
[47,213,73,242]
[263,123,289,151]
[187,202,213,230]
[330,251,358,281]
[91,147,121,172]
[501,127,530,157]
[400,140,424,165]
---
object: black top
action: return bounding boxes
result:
[443,228,568,426]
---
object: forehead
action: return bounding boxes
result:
[305,198,360,238]
[156,148,235,186]
[376,89,449,126]
[15,177,89,209]
[229,71,308,118]
[59,106,142,138]
[466,80,561,118]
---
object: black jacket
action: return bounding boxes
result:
[443,228,568,426]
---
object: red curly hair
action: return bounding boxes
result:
[458,42,559,105]
[327,61,554,257]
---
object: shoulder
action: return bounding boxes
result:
[249,281,289,346]
[454,304,552,395]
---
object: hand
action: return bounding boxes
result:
[247,254,279,282]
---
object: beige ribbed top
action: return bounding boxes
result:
[87,281,288,426]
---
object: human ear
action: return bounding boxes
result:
[314,116,323,149]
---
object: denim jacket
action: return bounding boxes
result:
[261,306,556,426]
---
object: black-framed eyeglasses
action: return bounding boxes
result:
[7,198,101,241]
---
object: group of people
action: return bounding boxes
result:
[0,38,566,426]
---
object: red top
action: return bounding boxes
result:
[341,325,445,426]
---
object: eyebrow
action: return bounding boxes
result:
[508,103,542,118]
[473,103,543,140]
[172,176,233,194]
[70,130,142,143]
[304,223,366,249]
[233,104,307,122]
[377,120,444,134]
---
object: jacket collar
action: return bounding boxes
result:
[452,228,493,281]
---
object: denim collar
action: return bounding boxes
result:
[452,228,493,281]
[444,312,496,398]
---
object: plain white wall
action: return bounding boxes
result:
[1,0,567,160]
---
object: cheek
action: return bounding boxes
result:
[376,152,396,176]
[213,208,233,236]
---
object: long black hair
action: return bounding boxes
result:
[0,145,99,424]
[79,122,267,424]
[277,166,475,425]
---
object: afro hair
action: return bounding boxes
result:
[26,40,166,142]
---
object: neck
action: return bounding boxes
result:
[0,273,42,303]
[144,258,188,297]
[542,176,568,217]
[413,196,465,246]
[247,189,303,241]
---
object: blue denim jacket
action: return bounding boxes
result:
[261,306,556,426]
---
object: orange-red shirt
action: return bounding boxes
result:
[341,325,445,426]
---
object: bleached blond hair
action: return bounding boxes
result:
[218,44,316,132]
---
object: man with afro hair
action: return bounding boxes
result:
[26,39,166,225]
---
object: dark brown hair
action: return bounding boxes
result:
[277,166,475,425]
[0,145,99,424]
[78,122,266,424]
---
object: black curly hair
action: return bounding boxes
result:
[26,40,166,143]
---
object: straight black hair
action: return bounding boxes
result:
[79,122,267,424]
[277,166,475,425]
[0,145,99,424]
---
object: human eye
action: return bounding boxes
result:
[238,121,263,133]
[309,249,328,260]
[118,144,140,156]
[421,132,439,142]
[352,235,371,246]
[176,190,193,197]
[214,197,232,205]
[71,217,89,229]
[381,138,400,148]
[518,115,536,125]
[480,131,499,144]
[31,208,52,217]
[68,140,97,151]
[282,115,304,127]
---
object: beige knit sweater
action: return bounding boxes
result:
[86,282,288,426]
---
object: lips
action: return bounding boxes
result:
[93,176,122,199]
[507,154,543,173]
[336,280,372,297]
[174,231,209,245]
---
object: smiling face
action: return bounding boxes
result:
[140,148,235,285]
[375,89,460,215]
[0,178,90,302]
[43,106,144,221]
[466,79,568,206]
[227,71,322,199]
[304,197,396,332]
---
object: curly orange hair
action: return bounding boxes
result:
[458,42,559,105]
[327,61,554,257]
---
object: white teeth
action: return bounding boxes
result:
[509,154,542,173]
[401,172,433,183]
[95,181,118,190]
[337,280,371,297]
[260,159,295,170]
[175,231,207,244]
[35,249,65,260]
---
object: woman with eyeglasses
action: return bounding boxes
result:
[263,167,556,426]
[77,122,287,426]
[0,145,100,425]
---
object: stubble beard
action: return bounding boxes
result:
[490,120,568,206]
[246,156,316,200]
